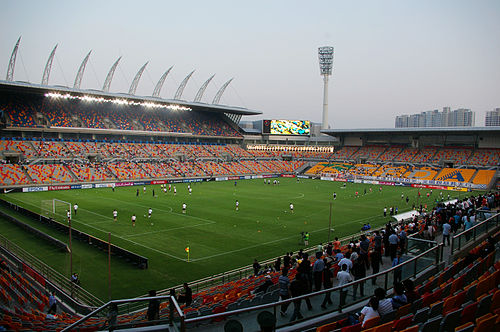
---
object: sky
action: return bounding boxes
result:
[1,0,499,128]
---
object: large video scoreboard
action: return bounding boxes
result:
[262,120,310,136]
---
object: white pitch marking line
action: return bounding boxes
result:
[5,196,187,261]
[190,227,330,262]
[123,222,215,238]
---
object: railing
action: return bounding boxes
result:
[61,295,174,332]
[154,223,398,301]
[170,244,442,332]
[61,245,441,331]
[406,235,437,255]
[451,212,500,253]
[0,233,103,309]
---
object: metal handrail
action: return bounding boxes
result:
[451,212,499,253]
[155,219,403,299]
[61,241,441,331]
[178,244,442,328]
[0,233,103,308]
[61,295,173,332]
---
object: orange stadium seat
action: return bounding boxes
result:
[472,170,496,185]
[435,168,475,183]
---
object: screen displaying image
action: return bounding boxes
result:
[270,120,310,135]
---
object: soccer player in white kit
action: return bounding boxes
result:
[182,203,186,213]
[113,209,118,222]
[290,203,294,213]
[131,214,136,226]
[235,200,239,211]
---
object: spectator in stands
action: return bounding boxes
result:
[481,236,497,257]
[146,290,159,321]
[48,291,57,314]
[392,251,403,284]
[257,311,276,332]
[359,235,370,269]
[279,268,291,317]
[224,319,243,332]
[253,259,261,276]
[388,230,399,260]
[399,228,407,253]
[71,272,80,285]
[105,303,118,331]
[326,242,333,256]
[333,237,341,251]
[283,253,291,269]
[313,251,325,291]
[289,273,307,322]
[370,248,382,285]
[338,252,353,273]
[177,283,192,306]
[333,249,343,263]
[348,296,380,328]
[463,215,474,241]
[321,259,333,309]
[297,253,313,310]
[442,219,452,246]
[390,282,407,309]
[352,255,366,299]
[402,279,420,303]
[337,264,352,306]
[374,288,393,316]
[254,275,274,294]
[424,223,435,241]
[273,257,281,272]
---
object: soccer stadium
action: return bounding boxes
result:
[1,27,500,332]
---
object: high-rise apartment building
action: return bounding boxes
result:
[395,107,475,128]
[485,108,500,126]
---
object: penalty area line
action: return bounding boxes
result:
[189,226,330,262]
[5,196,187,262]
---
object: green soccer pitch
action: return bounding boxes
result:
[0,178,469,300]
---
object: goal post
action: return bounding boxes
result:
[41,199,71,223]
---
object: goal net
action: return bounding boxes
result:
[41,199,71,223]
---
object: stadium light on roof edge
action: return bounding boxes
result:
[318,46,334,130]
[44,92,191,111]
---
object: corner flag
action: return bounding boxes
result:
[185,246,190,262]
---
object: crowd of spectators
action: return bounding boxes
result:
[1,96,242,137]
[247,190,499,326]
[0,137,497,187]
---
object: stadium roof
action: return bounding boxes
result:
[0,81,262,116]
[240,127,262,134]
[321,127,500,136]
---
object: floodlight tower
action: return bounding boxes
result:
[318,46,334,130]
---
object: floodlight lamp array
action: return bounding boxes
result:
[44,92,191,111]
[318,46,334,76]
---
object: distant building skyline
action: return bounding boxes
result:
[485,108,500,126]
[395,107,475,128]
